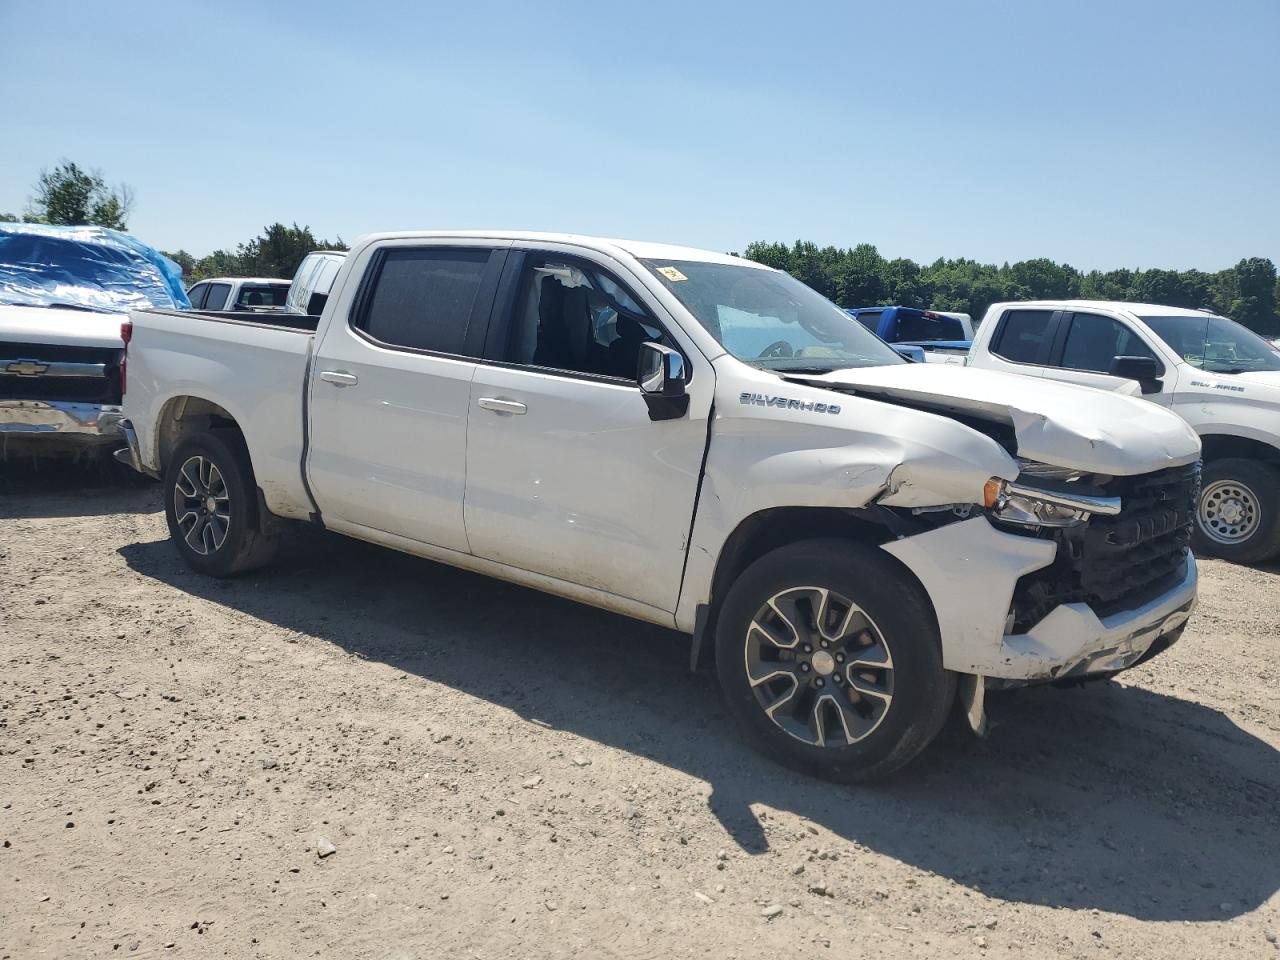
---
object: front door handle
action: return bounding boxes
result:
[318,370,359,387]
[477,397,527,415]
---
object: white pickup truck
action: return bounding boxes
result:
[185,277,291,313]
[117,232,1202,781]
[969,301,1280,563]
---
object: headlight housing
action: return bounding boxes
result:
[983,475,1122,529]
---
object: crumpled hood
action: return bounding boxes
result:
[799,363,1201,476]
[0,303,126,349]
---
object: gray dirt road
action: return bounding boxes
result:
[2,475,1278,959]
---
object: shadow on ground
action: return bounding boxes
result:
[0,458,157,518]
[119,528,1280,923]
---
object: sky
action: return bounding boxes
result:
[2,0,1277,271]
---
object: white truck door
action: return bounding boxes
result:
[463,249,712,613]
[1038,309,1176,403]
[306,242,507,552]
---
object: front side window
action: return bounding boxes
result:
[1058,312,1156,373]
[642,259,902,372]
[204,283,231,311]
[356,247,490,354]
[992,309,1055,364]
[1143,314,1280,374]
[505,259,668,380]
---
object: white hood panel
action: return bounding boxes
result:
[803,363,1201,476]
[0,304,126,348]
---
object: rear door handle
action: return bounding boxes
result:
[477,397,527,415]
[318,370,359,387]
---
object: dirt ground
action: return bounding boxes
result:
[2,469,1278,959]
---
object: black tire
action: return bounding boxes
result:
[715,539,955,783]
[163,430,278,577]
[1192,458,1280,564]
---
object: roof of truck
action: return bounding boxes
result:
[990,299,1218,317]
[354,231,767,269]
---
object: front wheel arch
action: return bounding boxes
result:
[696,508,939,668]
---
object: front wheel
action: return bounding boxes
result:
[715,539,954,783]
[163,430,278,577]
[1192,458,1280,564]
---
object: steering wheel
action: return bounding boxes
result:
[757,339,794,359]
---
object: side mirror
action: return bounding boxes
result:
[1109,355,1162,394]
[637,342,689,421]
[893,345,925,363]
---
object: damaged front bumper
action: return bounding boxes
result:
[881,516,1196,682]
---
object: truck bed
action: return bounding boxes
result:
[124,306,317,520]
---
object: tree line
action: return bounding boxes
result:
[5,161,1277,332]
[742,241,1280,335]
[161,223,348,283]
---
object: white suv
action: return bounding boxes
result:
[969,300,1280,563]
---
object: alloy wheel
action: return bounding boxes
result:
[744,586,894,747]
[173,455,231,556]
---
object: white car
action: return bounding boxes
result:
[185,277,290,313]
[969,300,1280,563]
[116,232,1201,780]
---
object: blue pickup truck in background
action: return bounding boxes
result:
[846,306,973,365]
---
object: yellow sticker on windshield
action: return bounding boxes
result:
[656,266,688,282]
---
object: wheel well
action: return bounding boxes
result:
[156,396,244,472]
[1199,434,1280,467]
[698,508,901,654]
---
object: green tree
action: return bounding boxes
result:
[1078,268,1134,301]
[1003,258,1079,301]
[880,257,928,307]
[162,249,196,278]
[0,212,18,223]
[832,243,886,306]
[26,160,134,229]
[235,222,348,278]
[1219,257,1278,335]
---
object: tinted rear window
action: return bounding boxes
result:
[993,309,1055,363]
[356,248,491,355]
[897,312,961,341]
[235,284,289,308]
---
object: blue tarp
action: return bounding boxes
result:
[0,223,189,313]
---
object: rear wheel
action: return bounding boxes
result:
[715,539,954,782]
[1192,458,1280,564]
[163,430,278,577]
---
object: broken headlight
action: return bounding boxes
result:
[982,474,1122,529]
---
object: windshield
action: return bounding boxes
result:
[1143,314,1280,374]
[641,259,904,372]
